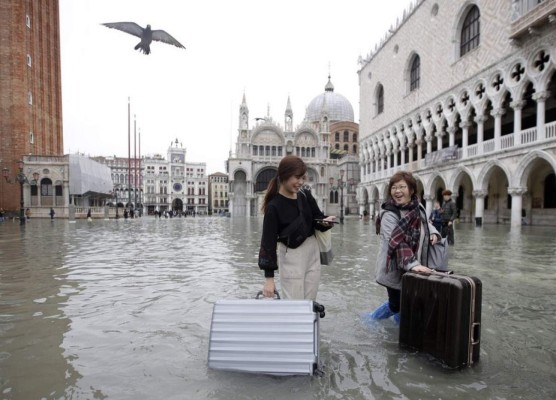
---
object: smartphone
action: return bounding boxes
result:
[314,219,340,224]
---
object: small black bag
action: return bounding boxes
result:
[278,213,308,249]
[278,194,308,249]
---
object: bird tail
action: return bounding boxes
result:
[134,43,150,55]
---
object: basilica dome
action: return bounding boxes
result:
[305,76,354,123]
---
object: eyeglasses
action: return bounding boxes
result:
[391,185,408,191]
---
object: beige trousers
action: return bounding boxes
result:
[277,234,321,300]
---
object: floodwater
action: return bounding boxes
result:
[0,216,555,400]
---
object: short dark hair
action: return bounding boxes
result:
[388,171,417,196]
[442,189,452,196]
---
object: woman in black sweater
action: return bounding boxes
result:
[258,156,336,300]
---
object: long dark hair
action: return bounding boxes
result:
[261,155,307,212]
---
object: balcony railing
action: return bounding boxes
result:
[362,120,556,182]
[510,0,556,39]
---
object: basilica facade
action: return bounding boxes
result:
[358,0,556,226]
[227,77,360,218]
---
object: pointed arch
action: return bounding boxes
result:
[514,149,556,188]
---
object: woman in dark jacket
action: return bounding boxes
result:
[258,156,336,300]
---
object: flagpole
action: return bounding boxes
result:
[138,129,142,216]
[128,97,132,210]
[134,115,137,215]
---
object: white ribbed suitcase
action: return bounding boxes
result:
[208,295,323,375]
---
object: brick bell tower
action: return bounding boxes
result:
[0,0,63,212]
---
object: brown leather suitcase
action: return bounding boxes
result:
[399,272,481,368]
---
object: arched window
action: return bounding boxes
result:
[377,85,384,114]
[352,133,357,142]
[255,169,276,192]
[460,5,480,56]
[335,132,340,141]
[343,130,349,142]
[353,144,358,154]
[410,55,420,91]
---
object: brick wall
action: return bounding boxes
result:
[0,0,63,211]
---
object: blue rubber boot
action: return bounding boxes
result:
[369,301,395,320]
[393,313,400,325]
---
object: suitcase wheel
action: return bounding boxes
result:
[314,302,326,318]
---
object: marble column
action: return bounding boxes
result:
[436,129,444,151]
[533,91,551,141]
[474,115,486,155]
[416,139,423,161]
[511,100,525,144]
[424,194,435,218]
[460,121,471,155]
[508,187,526,227]
[473,190,487,226]
[447,126,457,147]
[425,133,433,154]
[492,108,506,151]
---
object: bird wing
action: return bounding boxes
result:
[101,22,144,39]
[151,30,186,49]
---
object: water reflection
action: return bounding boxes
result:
[0,218,555,399]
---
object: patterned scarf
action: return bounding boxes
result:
[385,195,421,272]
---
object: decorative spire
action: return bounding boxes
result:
[240,92,248,112]
[285,95,292,112]
[325,74,334,92]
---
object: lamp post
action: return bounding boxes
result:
[329,170,346,224]
[2,160,28,225]
[339,169,345,224]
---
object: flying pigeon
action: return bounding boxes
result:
[101,22,185,55]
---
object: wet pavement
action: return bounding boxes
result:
[0,217,555,399]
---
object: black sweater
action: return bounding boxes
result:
[258,190,327,278]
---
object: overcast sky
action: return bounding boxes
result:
[59,0,412,173]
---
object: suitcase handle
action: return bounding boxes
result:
[472,322,481,345]
[255,290,280,299]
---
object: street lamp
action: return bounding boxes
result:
[339,169,345,224]
[3,160,28,225]
[329,170,346,224]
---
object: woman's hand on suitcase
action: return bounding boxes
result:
[263,278,276,298]
[412,265,433,273]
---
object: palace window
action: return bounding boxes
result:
[410,55,420,91]
[377,84,384,115]
[460,5,480,56]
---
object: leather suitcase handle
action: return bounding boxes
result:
[472,322,481,345]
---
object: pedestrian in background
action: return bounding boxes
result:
[429,200,442,232]
[441,190,457,245]
[49,208,55,220]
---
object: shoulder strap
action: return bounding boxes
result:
[375,203,401,235]
[297,189,305,212]
[382,203,401,219]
